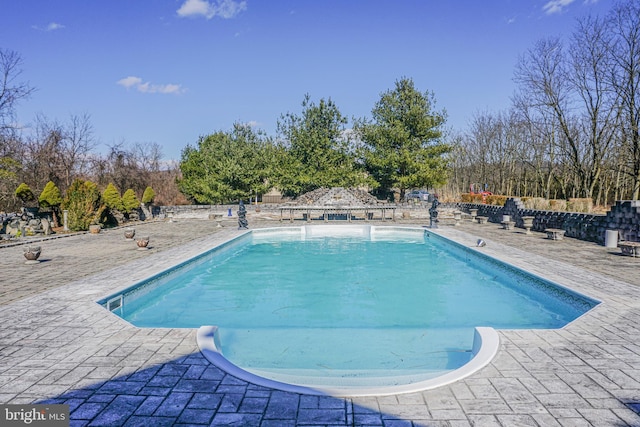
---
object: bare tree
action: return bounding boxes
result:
[567,15,619,201]
[512,95,561,199]
[609,0,640,199]
[514,18,618,201]
[24,115,65,188]
[460,110,526,196]
[0,49,34,210]
[132,141,163,173]
[103,142,139,194]
[57,113,97,188]
[22,113,97,194]
[0,49,34,133]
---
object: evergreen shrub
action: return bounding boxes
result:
[15,183,36,206]
[122,189,140,213]
[61,179,105,231]
[39,181,63,208]
[103,183,124,211]
[142,186,155,204]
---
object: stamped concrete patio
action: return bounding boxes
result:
[1,215,640,426]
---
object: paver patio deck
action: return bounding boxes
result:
[1,213,640,426]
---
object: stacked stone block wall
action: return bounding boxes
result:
[450,199,640,245]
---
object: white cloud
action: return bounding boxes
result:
[117,76,185,95]
[177,0,210,17]
[177,0,247,20]
[117,76,142,89]
[543,0,576,14]
[46,22,65,31]
[32,22,66,31]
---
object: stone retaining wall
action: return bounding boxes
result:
[450,199,640,245]
[158,204,236,220]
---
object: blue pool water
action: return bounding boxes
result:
[102,226,598,387]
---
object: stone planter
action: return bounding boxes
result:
[89,224,101,234]
[124,228,136,240]
[453,210,462,226]
[501,221,516,230]
[469,209,478,221]
[136,236,150,250]
[23,246,41,264]
[522,216,535,235]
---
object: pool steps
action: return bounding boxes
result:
[196,325,499,397]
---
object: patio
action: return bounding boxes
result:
[1,217,640,426]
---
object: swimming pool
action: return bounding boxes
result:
[99,225,599,395]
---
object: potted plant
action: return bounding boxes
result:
[89,222,101,234]
[136,236,150,250]
[23,246,42,264]
[124,228,136,240]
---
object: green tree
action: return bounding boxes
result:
[102,183,124,211]
[356,77,451,200]
[178,124,271,204]
[275,95,369,196]
[38,181,63,208]
[15,183,36,207]
[142,186,155,204]
[61,179,105,231]
[122,189,140,213]
[39,181,63,226]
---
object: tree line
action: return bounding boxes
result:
[447,0,640,205]
[178,78,450,204]
[2,45,450,210]
[0,47,185,212]
[5,1,639,211]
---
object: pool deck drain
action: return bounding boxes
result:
[1,217,640,426]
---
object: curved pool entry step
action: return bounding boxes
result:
[196,325,500,397]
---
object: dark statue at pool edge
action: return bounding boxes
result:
[429,197,440,228]
[238,200,249,229]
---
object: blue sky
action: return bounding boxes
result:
[2,0,611,161]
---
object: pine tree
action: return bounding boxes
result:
[122,189,140,213]
[102,183,124,211]
[39,181,63,227]
[142,186,155,204]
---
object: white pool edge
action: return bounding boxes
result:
[196,325,500,397]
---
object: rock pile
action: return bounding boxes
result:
[293,187,387,206]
